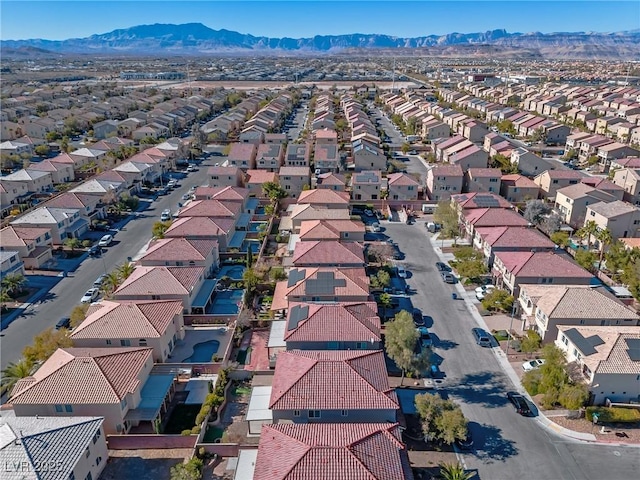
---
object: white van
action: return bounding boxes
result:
[421,204,436,214]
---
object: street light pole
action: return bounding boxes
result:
[505,303,516,357]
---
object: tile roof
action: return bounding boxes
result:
[140,238,218,262]
[113,266,204,297]
[451,192,512,209]
[247,169,278,184]
[298,220,364,240]
[0,226,50,246]
[500,174,539,188]
[207,165,241,175]
[164,216,234,238]
[10,347,152,404]
[70,300,183,340]
[177,199,242,218]
[254,423,413,480]
[292,241,365,266]
[297,189,350,205]
[289,204,352,222]
[468,168,502,178]
[0,414,105,480]
[279,166,310,176]
[387,173,420,186]
[284,302,380,343]
[465,207,529,227]
[587,200,639,218]
[476,226,555,249]
[270,350,398,411]
[496,251,593,279]
[228,143,257,160]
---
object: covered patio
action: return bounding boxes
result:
[190,278,218,314]
[125,373,176,434]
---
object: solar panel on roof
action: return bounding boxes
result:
[288,305,309,331]
[305,271,347,295]
[564,328,599,356]
[473,195,502,208]
[587,335,605,348]
[625,338,640,361]
[287,269,306,287]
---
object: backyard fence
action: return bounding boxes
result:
[184,314,236,326]
[107,434,197,450]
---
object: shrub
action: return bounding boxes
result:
[586,407,640,423]
[195,405,212,425]
[181,429,193,436]
[559,383,589,410]
[82,240,93,248]
[191,425,201,435]
[522,370,542,396]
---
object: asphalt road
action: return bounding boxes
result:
[384,221,639,480]
[0,161,215,372]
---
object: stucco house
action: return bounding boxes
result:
[351,170,382,201]
[387,172,420,200]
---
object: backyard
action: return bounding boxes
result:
[164,404,202,434]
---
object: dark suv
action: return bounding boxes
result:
[507,392,532,416]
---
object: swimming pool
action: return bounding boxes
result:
[242,240,260,253]
[208,289,245,315]
[248,222,268,232]
[218,265,246,280]
[181,340,220,363]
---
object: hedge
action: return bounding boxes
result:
[586,407,640,423]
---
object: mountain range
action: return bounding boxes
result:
[2,23,640,59]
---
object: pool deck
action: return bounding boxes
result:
[171,327,233,363]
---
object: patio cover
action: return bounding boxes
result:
[185,376,218,405]
[236,212,252,229]
[228,230,247,249]
[246,386,273,424]
[191,279,218,311]
[246,197,259,212]
[124,374,175,422]
[267,321,286,349]
[233,450,258,480]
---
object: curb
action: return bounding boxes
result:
[427,233,640,448]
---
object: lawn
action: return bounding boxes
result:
[203,425,225,443]
[586,407,640,423]
[164,404,201,434]
[234,385,252,396]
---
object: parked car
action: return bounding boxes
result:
[166,179,177,189]
[440,272,455,283]
[93,274,107,288]
[160,209,171,222]
[435,262,451,272]
[455,430,474,450]
[364,209,374,217]
[522,359,546,372]
[55,317,71,330]
[88,245,102,257]
[475,285,496,300]
[181,193,192,201]
[186,164,198,172]
[472,328,492,347]
[80,288,100,304]
[417,326,432,347]
[397,265,407,278]
[98,234,113,247]
[371,222,381,233]
[413,309,425,327]
[507,392,532,416]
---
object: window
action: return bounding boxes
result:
[552,180,558,184]
[308,410,321,419]
[293,410,300,417]
[120,339,131,346]
[96,457,102,466]
[93,430,101,444]
[139,339,147,346]
[85,447,90,458]
[408,186,414,191]
[106,339,112,345]
[561,335,568,345]
[69,473,75,480]
[55,404,63,413]
[341,410,348,417]
[65,405,73,413]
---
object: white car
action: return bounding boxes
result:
[397,265,407,278]
[475,285,496,300]
[80,288,100,304]
[371,222,380,233]
[98,234,113,247]
[160,209,171,222]
[522,359,545,372]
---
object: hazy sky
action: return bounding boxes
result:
[2,1,638,40]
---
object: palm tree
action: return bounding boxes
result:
[1,358,35,394]
[576,220,599,249]
[595,227,614,266]
[0,288,11,310]
[100,271,122,297]
[439,462,475,480]
[1,273,26,297]
[117,261,136,281]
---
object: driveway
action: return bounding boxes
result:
[384,221,640,480]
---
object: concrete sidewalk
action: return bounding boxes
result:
[427,233,637,446]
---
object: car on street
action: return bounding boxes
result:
[522,359,546,372]
[455,430,474,450]
[186,164,198,172]
[98,234,113,247]
[80,288,100,304]
[160,209,171,222]
[397,265,407,278]
[440,272,455,283]
[417,326,433,347]
[507,392,532,416]
[472,327,492,347]
[435,262,451,272]
[370,222,380,233]
[413,309,425,327]
[88,245,101,257]
[93,274,107,288]
[475,285,496,300]
[55,317,71,330]
[181,193,192,201]
[167,179,177,189]
[364,209,374,217]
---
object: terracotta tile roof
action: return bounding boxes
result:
[588,200,639,218]
[316,172,346,185]
[70,300,183,340]
[451,192,512,209]
[254,423,413,480]
[289,204,351,222]
[207,165,241,175]
[177,199,242,218]
[542,169,585,180]
[10,347,152,404]
[41,192,96,209]
[164,216,234,238]
[270,350,398,411]
[140,238,218,262]
[468,168,502,178]
[49,153,75,164]
[298,220,364,241]
[279,166,310,176]
[465,207,529,228]
[387,173,420,186]
[476,226,555,249]
[0,226,50,246]
[495,251,593,279]
[292,241,365,266]
[429,164,463,176]
[247,169,277,184]
[297,189,350,205]
[284,302,380,343]
[193,186,249,202]
[500,174,541,188]
[621,238,640,249]
[113,266,204,297]
[228,143,257,160]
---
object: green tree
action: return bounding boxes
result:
[376,270,391,289]
[455,259,487,282]
[523,199,549,225]
[242,268,259,306]
[550,231,570,247]
[520,330,542,357]
[63,237,82,252]
[70,304,90,328]
[575,249,598,273]
[169,457,203,480]
[384,310,420,385]
[1,273,26,297]
[100,271,122,297]
[117,261,135,281]
[560,383,589,410]
[34,145,50,157]
[246,248,254,268]
[262,181,288,203]
[415,393,468,445]
[434,201,459,243]
[378,293,392,319]
[576,220,599,249]
[401,142,410,154]
[594,227,613,266]
[152,220,171,239]
[1,359,36,394]
[22,328,73,365]
[439,463,475,480]
[481,289,514,313]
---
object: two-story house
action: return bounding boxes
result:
[227,143,257,170]
[208,165,245,188]
[298,219,365,243]
[138,238,219,277]
[278,166,310,199]
[387,173,420,200]
[585,200,640,239]
[255,144,284,172]
[464,168,502,194]
[351,170,382,201]
[554,183,617,229]
[11,207,88,244]
[426,164,463,201]
[163,216,235,252]
[534,169,585,201]
[0,225,52,269]
[462,207,530,240]
[291,241,365,268]
[612,168,640,205]
[499,174,540,203]
[474,226,555,267]
[313,143,340,173]
[285,144,311,168]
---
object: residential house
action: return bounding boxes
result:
[518,284,639,342]
[269,350,398,423]
[462,207,529,239]
[597,143,640,170]
[27,160,75,184]
[315,172,346,191]
[70,179,128,205]
[0,178,29,211]
[271,268,370,310]
[11,207,88,243]
[554,183,617,229]
[176,199,242,220]
[555,326,640,404]
[474,226,555,267]
[70,300,185,362]
[580,177,625,201]
[1,169,54,195]
[164,217,235,251]
[285,144,311,168]
[422,119,450,140]
[297,188,351,210]
[264,133,287,144]
[208,165,245,188]
[255,144,284,172]
[451,192,512,214]
[0,414,108,480]
[298,219,365,243]
[350,170,382,201]
[314,128,338,145]
[0,225,52,269]
[425,165,463,201]
[112,265,206,314]
[138,238,219,277]
[387,172,420,200]
[585,200,640,239]
[0,250,24,277]
[534,169,585,201]
[246,170,278,197]
[313,143,340,173]
[464,168,502,194]
[511,148,556,177]
[352,139,386,171]
[248,423,413,480]
[493,251,594,296]
[278,166,310,199]
[69,148,107,169]
[93,119,119,139]
[239,130,264,145]
[227,143,257,170]
[612,168,640,205]
[498,174,539,203]
[8,347,175,435]
[291,241,365,268]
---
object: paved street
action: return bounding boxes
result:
[0,160,215,372]
[384,221,640,480]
